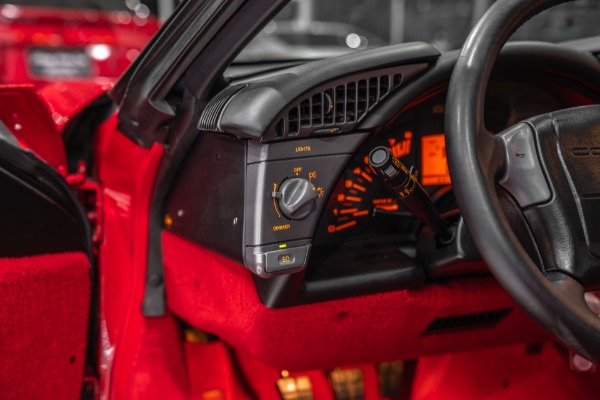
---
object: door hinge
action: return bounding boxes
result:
[66,161,103,251]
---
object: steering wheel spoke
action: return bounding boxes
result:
[495,123,551,208]
[476,125,507,183]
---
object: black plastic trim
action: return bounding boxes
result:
[141,0,292,316]
[360,41,600,131]
[0,125,91,256]
[110,0,247,147]
[215,43,438,140]
[165,133,246,263]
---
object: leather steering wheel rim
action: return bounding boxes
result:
[446,0,600,362]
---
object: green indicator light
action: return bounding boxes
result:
[279,244,287,249]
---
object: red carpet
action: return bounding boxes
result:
[412,342,600,400]
[0,252,90,400]
[184,340,600,400]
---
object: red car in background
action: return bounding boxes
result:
[0,0,160,84]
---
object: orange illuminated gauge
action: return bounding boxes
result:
[389,131,412,159]
[421,133,451,186]
[327,165,399,233]
[323,130,415,236]
[329,165,381,232]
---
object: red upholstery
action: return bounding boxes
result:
[162,231,546,371]
[0,252,90,400]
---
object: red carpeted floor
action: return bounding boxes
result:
[160,231,599,399]
[412,342,600,400]
[0,252,90,400]
[185,340,600,400]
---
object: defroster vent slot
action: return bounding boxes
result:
[422,308,513,335]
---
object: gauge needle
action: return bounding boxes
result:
[375,204,399,212]
[372,208,413,219]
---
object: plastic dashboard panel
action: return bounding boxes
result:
[199,42,440,140]
[166,41,600,309]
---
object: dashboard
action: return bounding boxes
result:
[165,42,600,309]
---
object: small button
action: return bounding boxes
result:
[265,245,310,273]
[278,253,296,266]
[313,127,341,135]
[499,123,551,207]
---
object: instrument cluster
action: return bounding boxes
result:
[313,78,567,251]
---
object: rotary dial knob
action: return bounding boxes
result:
[273,178,317,220]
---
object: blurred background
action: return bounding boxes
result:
[0,0,166,84]
[241,0,600,61]
[0,0,599,82]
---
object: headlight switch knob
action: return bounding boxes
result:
[273,178,317,220]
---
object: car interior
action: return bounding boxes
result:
[2,0,600,399]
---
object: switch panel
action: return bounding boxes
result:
[245,154,351,246]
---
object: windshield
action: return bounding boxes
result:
[238,0,600,62]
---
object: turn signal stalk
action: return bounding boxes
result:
[368,146,454,243]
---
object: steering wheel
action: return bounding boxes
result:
[446,0,600,362]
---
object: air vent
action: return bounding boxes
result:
[288,107,299,135]
[334,85,345,123]
[357,80,367,119]
[422,308,513,335]
[275,119,284,139]
[346,82,356,122]
[281,68,408,139]
[393,74,403,89]
[380,75,389,95]
[311,93,322,125]
[368,77,378,109]
[324,89,334,124]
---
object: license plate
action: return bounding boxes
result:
[28,48,91,78]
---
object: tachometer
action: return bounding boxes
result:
[317,129,417,241]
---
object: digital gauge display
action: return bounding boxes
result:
[421,133,451,186]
